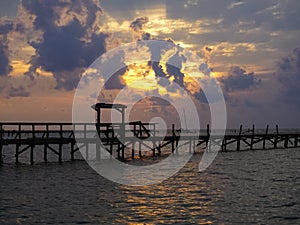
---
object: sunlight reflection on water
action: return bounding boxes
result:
[0,149,299,224]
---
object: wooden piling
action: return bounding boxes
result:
[274,125,279,149]
[1,122,300,164]
[172,124,175,152]
[30,145,34,165]
[44,144,48,163]
[250,124,255,150]
[152,141,156,157]
[132,142,135,159]
[0,124,3,164]
[284,135,289,148]
[237,125,243,151]
[121,144,125,161]
[71,142,75,161]
[139,141,142,158]
[206,124,210,150]
[263,125,269,149]
[59,143,62,163]
[16,144,20,164]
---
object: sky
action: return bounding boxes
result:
[0,0,300,128]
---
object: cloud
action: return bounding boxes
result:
[220,66,260,92]
[130,17,152,41]
[21,0,109,90]
[6,85,30,98]
[0,19,13,35]
[276,47,300,97]
[0,41,12,76]
[0,19,13,76]
[130,17,149,32]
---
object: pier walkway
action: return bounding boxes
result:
[0,122,300,165]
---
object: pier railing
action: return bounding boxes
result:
[1,122,300,164]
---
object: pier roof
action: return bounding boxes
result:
[91,103,127,110]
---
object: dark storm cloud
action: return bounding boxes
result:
[104,67,127,90]
[22,0,109,90]
[6,85,30,98]
[220,66,260,92]
[0,20,13,76]
[277,48,300,97]
[0,41,12,76]
[166,0,299,47]
[0,20,13,35]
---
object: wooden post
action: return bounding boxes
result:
[16,144,19,164]
[222,138,227,152]
[274,125,278,149]
[263,124,269,149]
[71,142,75,161]
[30,145,34,165]
[0,124,3,164]
[0,141,2,165]
[18,124,21,140]
[32,124,35,139]
[206,124,210,151]
[152,141,156,157]
[59,143,62,163]
[172,124,175,152]
[237,125,243,151]
[44,144,48,163]
[121,144,125,161]
[157,142,161,156]
[132,142,135,160]
[250,124,255,150]
[139,141,142,158]
[85,143,89,160]
[284,135,288,148]
[117,142,121,159]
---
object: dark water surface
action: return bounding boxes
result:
[1,149,299,224]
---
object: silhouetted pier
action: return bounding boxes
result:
[0,121,300,165]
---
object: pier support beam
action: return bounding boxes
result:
[15,144,20,164]
[30,145,34,165]
[237,125,243,151]
[71,142,75,161]
[44,144,48,163]
[263,125,269,149]
[274,125,279,149]
[250,124,255,150]
[58,144,62,163]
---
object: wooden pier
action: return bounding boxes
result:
[0,122,300,165]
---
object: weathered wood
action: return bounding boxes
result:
[15,144,20,164]
[30,145,34,165]
[263,125,269,149]
[250,124,255,150]
[274,125,279,149]
[132,142,135,159]
[44,144,48,163]
[172,124,175,152]
[71,142,75,161]
[59,143,62,163]
[1,122,300,164]
[0,124,3,164]
[237,125,243,151]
